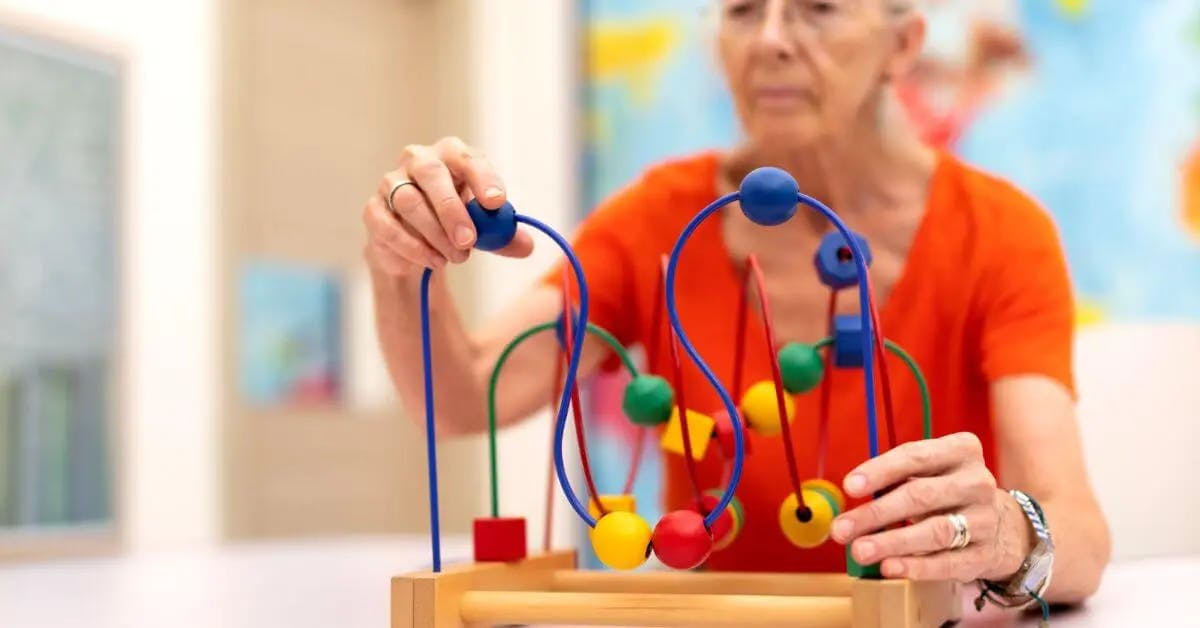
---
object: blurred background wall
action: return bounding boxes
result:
[0,0,1196,566]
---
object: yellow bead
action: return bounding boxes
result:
[588,494,637,521]
[778,489,835,549]
[591,511,651,570]
[801,478,846,514]
[659,408,715,459]
[740,380,795,437]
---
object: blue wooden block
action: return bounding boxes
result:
[833,314,866,369]
[814,231,873,291]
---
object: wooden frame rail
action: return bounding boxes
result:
[392,551,961,628]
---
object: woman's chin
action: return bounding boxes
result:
[747,118,824,152]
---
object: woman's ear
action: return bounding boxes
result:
[883,12,926,82]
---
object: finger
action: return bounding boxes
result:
[403,146,477,253]
[849,504,996,565]
[493,228,535,259]
[363,195,445,270]
[881,545,993,581]
[385,175,464,263]
[436,136,507,210]
[843,432,984,499]
[833,467,995,542]
[366,241,417,277]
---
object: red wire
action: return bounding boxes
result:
[560,270,607,517]
[622,431,645,495]
[863,275,898,451]
[667,324,705,504]
[816,290,837,479]
[731,263,752,397]
[619,257,669,496]
[746,255,807,509]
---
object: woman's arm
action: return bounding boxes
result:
[365,137,610,435]
[992,375,1110,602]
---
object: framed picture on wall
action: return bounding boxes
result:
[0,14,125,558]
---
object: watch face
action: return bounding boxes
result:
[1020,551,1053,592]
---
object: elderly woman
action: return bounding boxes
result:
[363,0,1110,610]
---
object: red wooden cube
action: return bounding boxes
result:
[472,517,527,562]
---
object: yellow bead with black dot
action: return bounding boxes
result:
[778,489,836,549]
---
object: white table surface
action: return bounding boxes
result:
[0,536,1195,627]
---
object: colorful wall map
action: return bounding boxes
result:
[582,0,1200,321]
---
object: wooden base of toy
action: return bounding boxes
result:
[392,551,961,628]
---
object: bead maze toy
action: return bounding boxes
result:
[392,168,961,627]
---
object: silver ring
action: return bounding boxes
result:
[385,179,417,214]
[947,513,971,550]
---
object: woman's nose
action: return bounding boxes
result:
[754,1,795,58]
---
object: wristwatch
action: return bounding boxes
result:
[975,489,1054,610]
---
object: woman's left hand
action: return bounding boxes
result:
[830,432,1032,581]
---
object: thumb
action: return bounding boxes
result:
[493,228,535,259]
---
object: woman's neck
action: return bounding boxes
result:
[724,93,937,218]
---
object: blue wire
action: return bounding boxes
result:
[418,268,442,572]
[516,215,597,528]
[794,193,879,458]
[665,191,881,531]
[665,192,746,528]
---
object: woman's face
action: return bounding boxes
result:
[716,0,923,147]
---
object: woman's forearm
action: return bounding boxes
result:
[371,267,488,435]
[1036,494,1111,603]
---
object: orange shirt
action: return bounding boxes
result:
[551,151,1074,573]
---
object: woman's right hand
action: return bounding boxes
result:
[363,136,535,278]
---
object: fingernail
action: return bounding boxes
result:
[484,187,504,200]
[845,474,867,496]
[832,518,854,541]
[854,540,876,563]
[883,560,905,578]
[455,225,475,248]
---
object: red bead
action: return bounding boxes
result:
[652,510,713,570]
[711,409,750,459]
[473,517,527,562]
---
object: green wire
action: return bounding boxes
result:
[486,320,639,518]
[813,336,933,441]
[883,340,933,441]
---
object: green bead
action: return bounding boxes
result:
[622,375,674,426]
[846,545,882,579]
[778,342,824,394]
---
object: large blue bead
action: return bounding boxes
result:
[832,314,866,369]
[739,167,799,227]
[467,198,518,251]
[814,231,873,290]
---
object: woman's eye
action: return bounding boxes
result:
[807,0,838,16]
[724,0,760,20]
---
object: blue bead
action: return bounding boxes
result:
[739,167,799,227]
[833,314,866,369]
[467,198,517,251]
[814,231,873,290]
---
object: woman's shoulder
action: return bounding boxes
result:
[933,153,1063,245]
[586,151,722,230]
